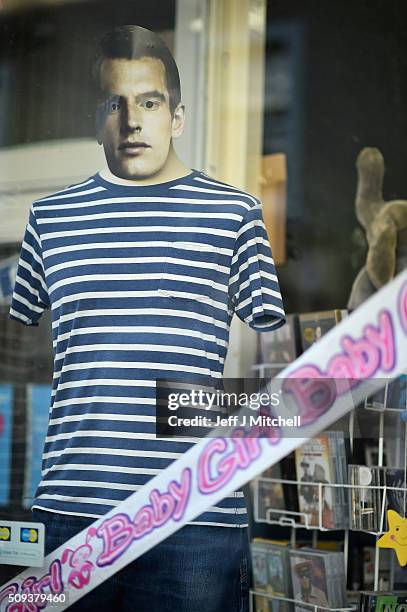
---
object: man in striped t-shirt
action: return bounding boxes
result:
[10,25,285,612]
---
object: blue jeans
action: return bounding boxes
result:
[32,509,250,612]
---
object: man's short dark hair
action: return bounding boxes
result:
[93,25,181,114]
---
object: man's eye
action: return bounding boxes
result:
[143,100,159,109]
[108,101,121,113]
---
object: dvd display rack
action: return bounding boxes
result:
[248,362,407,611]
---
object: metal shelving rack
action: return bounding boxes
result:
[249,362,407,610]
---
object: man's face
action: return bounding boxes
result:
[96,57,184,179]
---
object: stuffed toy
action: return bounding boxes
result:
[348,147,407,310]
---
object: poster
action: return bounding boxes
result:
[23,385,51,509]
[0,384,12,506]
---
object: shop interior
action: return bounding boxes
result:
[0,0,407,607]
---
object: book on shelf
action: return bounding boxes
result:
[279,452,300,516]
[294,432,349,529]
[251,539,293,612]
[348,465,383,532]
[362,547,375,591]
[298,309,347,353]
[365,374,407,411]
[364,442,388,468]
[348,465,407,532]
[349,546,392,592]
[258,308,348,366]
[255,454,299,523]
[252,540,270,612]
[258,463,285,519]
[258,314,301,367]
[385,468,407,517]
[289,548,346,611]
[358,591,407,612]
[391,555,407,591]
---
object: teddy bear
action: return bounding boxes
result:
[348,148,407,468]
[348,147,407,310]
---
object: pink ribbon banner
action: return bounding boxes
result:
[1,269,407,611]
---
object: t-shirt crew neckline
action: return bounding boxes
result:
[93,169,200,192]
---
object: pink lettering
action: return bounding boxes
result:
[229,437,251,468]
[62,543,94,591]
[198,439,233,494]
[4,561,64,612]
[280,309,398,429]
[67,563,93,590]
[33,575,51,596]
[364,311,395,372]
[21,579,35,592]
[94,471,192,566]
[340,336,379,377]
[230,427,268,454]
[133,507,154,538]
[198,438,266,495]
[48,560,63,594]
[8,601,37,612]
[239,435,262,459]
[399,283,407,333]
[1,586,36,612]
[247,406,281,442]
[168,468,191,521]
[265,431,282,446]
[283,367,337,426]
[97,514,134,566]
[0,585,17,608]
[149,489,175,527]
[327,354,355,378]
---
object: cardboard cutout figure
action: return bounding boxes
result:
[7,24,286,612]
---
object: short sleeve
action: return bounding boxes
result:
[9,206,50,326]
[228,202,285,332]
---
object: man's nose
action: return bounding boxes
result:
[122,100,142,132]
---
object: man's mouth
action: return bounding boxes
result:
[118,141,151,156]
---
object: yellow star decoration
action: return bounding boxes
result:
[377,509,407,566]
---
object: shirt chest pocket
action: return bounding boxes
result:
[157,241,226,306]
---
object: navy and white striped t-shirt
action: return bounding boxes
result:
[9,169,285,526]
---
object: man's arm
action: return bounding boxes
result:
[228,198,286,332]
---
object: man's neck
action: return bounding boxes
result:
[100,147,192,186]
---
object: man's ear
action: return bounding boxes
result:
[171,104,185,139]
